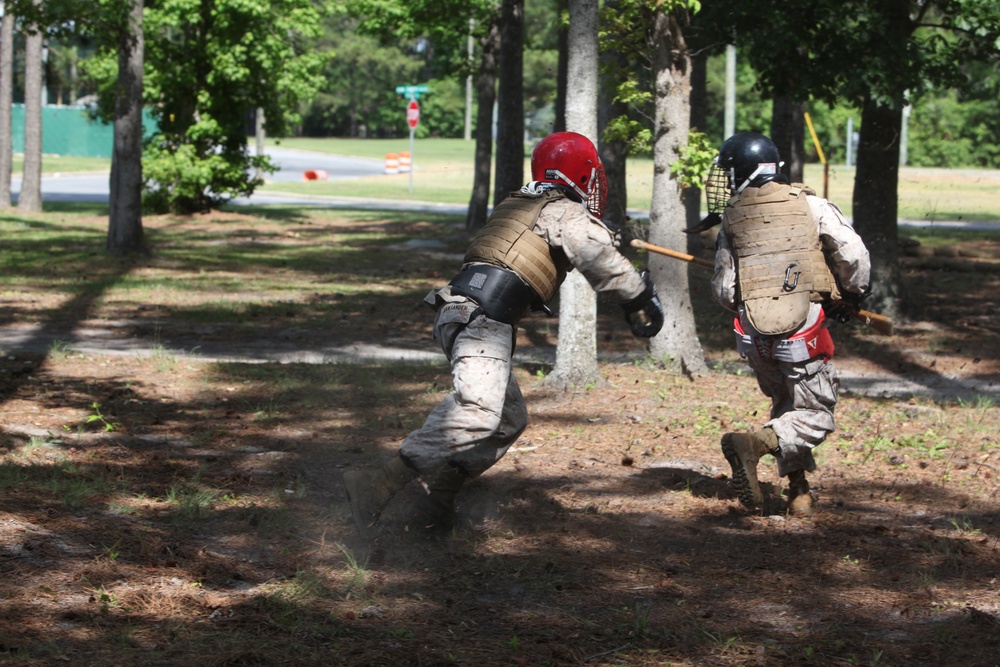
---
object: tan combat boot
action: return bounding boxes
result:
[721,428,779,508]
[785,470,813,516]
[344,456,418,531]
[410,463,468,532]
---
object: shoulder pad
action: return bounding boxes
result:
[789,182,817,197]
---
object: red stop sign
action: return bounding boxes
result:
[406,99,420,129]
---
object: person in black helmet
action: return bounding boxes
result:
[705,131,871,516]
[344,131,664,535]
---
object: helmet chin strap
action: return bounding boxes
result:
[548,167,590,202]
[731,162,781,194]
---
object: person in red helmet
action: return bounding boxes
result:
[344,131,664,534]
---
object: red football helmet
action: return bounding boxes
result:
[530,131,608,219]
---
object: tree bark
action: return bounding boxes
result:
[852,95,903,320]
[18,13,43,212]
[648,10,707,375]
[0,8,14,207]
[107,0,146,255]
[465,19,499,230]
[493,0,524,205]
[548,0,600,390]
[770,95,805,182]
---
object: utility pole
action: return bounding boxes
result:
[465,18,473,141]
[724,44,736,140]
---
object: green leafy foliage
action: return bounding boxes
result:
[137,0,324,212]
[80,0,325,212]
[669,131,716,189]
[299,18,424,138]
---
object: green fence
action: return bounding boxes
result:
[11,104,158,158]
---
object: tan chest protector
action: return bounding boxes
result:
[723,182,838,335]
[464,190,570,304]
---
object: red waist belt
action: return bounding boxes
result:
[734,309,834,362]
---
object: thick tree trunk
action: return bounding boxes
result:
[0,8,14,207]
[548,0,600,390]
[770,95,805,183]
[648,10,707,375]
[107,0,146,255]
[852,95,903,320]
[493,0,524,205]
[18,18,43,212]
[465,20,500,230]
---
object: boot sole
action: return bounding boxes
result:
[722,435,764,508]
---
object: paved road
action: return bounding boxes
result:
[9,147,386,204]
[10,151,998,230]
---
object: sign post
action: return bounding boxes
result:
[405,99,419,193]
[396,85,428,193]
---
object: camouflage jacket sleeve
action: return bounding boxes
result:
[710,230,738,312]
[807,196,872,294]
[533,198,646,302]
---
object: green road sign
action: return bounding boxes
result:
[395,85,429,99]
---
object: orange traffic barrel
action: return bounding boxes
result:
[385,153,399,174]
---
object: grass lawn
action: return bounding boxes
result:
[262,137,1000,223]
[13,155,111,174]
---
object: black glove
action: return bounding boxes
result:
[825,287,871,324]
[621,271,664,338]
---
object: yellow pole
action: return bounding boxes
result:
[803,111,829,198]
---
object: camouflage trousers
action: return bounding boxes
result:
[399,299,528,477]
[746,353,839,477]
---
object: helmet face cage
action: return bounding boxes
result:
[587,165,608,219]
[705,159,730,214]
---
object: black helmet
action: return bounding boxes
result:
[715,131,787,196]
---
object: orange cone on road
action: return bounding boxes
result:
[303,169,328,181]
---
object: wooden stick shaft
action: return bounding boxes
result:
[629,239,714,269]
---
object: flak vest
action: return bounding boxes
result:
[463,190,572,305]
[723,182,839,336]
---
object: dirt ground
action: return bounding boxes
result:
[1,211,998,666]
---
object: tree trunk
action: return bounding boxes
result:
[0,8,14,207]
[684,49,707,251]
[107,0,145,255]
[598,0,628,232]
[553,0,567,133]
[852,95,903,320]
[648,10,707,375]
[493,0,524,205]
[770,95,805,182]
[18,15,43,212]
[465,19,500,230]
[548,0,600,390]
[254,107,265,180]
